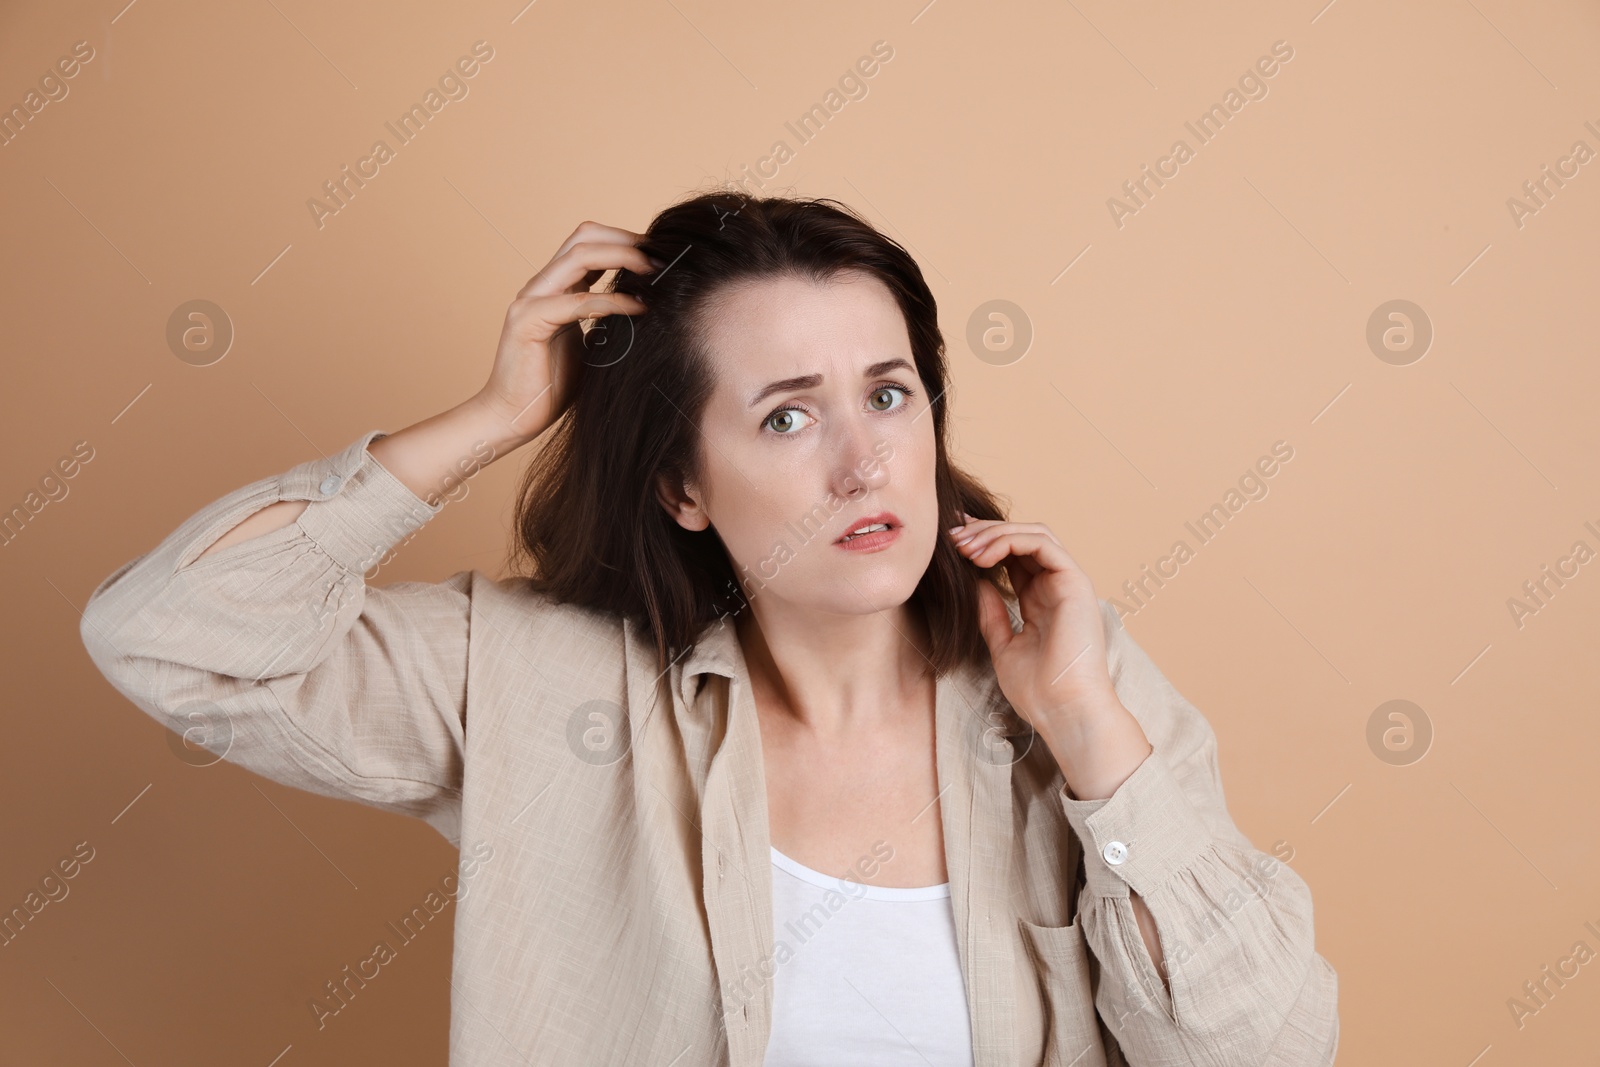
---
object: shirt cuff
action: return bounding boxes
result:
[281,430,443,575]
[1058,747,1214,899]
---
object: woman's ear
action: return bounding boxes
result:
[654,470,711,532]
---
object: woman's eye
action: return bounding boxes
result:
[869,385,910,411]
[765,408,813,435]
[764,385,914,436]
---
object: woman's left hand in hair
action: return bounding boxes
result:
[947,511,1120,730]
[949,512,1155,800]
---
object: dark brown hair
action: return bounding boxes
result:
[507,190,1012,677]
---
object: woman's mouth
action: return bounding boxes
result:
[835,513,901,552]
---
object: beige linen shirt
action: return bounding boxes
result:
[80,428,1339,1066]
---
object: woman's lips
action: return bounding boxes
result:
[834,525,900,552]
[835,512,902,552]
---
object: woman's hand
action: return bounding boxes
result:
[473,220,658,442]
[948,511,1118,730]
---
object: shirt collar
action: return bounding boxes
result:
[677,606,1033,740]
[673,612,741,711]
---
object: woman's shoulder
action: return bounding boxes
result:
[459,570,628,638]
[453,570,726,692]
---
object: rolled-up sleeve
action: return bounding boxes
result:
[1057,600,1339,1066]
[79,429,472,846]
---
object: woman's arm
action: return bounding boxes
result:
[1055,602,1340,1066]
[79,396,541,845]
[948,517,1337,1064]
[1035,706,1169,987]
[193,394,535,563]
[79,426,479,843]
[81,220,656,841]
[196,217,658,564]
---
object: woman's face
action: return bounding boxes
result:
[659,270,939,621]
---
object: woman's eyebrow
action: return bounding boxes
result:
[745,358,916,409]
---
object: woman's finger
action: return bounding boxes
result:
[516,220,654,297]
[516,240,657,301]
[950,514,1006,538]
[953,520,1065,554]
[551,220,647,260]
[953,528,1078,574]
[955,511,1061,547]
[509,290,648,346]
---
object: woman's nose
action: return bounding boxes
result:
[832,429,890,498]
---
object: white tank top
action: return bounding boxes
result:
[761,845,975,1066]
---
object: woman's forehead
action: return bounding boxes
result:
[700,275,912,397]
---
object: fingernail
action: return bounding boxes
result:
[948,525,965,535]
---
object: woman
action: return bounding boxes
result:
[81,193,1338,1065]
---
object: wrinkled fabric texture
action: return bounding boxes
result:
[80,428,1340,1066]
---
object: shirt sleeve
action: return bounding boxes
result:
[78,429,471,847]
[1056,599,1340,1066]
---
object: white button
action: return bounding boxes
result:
[318,474,342,496]
[1103,840,1129,865]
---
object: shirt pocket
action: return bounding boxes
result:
[1017,915,1109,1067]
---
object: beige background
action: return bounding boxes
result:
[4,0,1599,1061]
